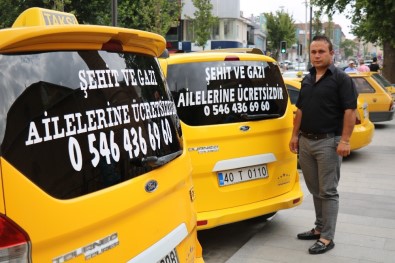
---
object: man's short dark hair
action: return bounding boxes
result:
[312,35,333,51]
[373,57,377,62]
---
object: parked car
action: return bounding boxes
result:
[284,78,374,151]
[348,72,394,122]
[294,62,307,71]
[283,60,295,70]
[160,49,303,230]
[0,8,203,263]
[370,72,395,101]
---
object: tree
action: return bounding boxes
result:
[0,0,110,28]
[0,0,49,28]
[312,11,324,36]
[340,39,357,59]
[188,0,218,50]
[324,15,334,40]
[264,11,297,61]
[0,0,181,37]
[312,0,395,82]
[117,0,182,36]
[67,0,111,25]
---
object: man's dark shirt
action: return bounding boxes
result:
[296,64,358,135]
[369,63,380,72]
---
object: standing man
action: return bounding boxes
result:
[369,57,381,72]
[357,59,370,72]
[289,35,358,254]
[344,60,358,73]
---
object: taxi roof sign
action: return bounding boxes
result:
[12,7,78,27]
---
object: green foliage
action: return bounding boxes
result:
[324,15,334,39]
[118,0,182,36]
[312,0,395,82]
[312,11,324,36]
[66,0,111,25]
[0,0,110,28]
[190,0,218,50]
[0,0,181,36]
[340,39,357,59]
[312,0,395,47]
[264,11,297,59]
[0,0,49,28]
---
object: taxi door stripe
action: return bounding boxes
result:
[127,223,188,263]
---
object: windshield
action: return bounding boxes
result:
[166,60,288,126]
[0,50,182,199]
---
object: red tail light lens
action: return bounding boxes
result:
[224,56,240,61]
[197,220,208,226]
[0,214,30,263]
[355,108,362,125]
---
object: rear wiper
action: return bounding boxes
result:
[141,150,183,168]
[240,113,281,120]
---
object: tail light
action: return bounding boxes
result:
[224,56,240,61]
[355,110,362,125]
[0,214,31,263]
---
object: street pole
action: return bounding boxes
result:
[112,0,117,27]
[304,1,308,64]
[308,3,313,69]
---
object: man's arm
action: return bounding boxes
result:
[337,108,356,157]
[289,109,302,154]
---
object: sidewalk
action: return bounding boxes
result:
[226,119,395,263]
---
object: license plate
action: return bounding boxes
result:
[157,249,179,263]
[218,164,268,186]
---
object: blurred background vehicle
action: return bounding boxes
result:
[348,72,394,123]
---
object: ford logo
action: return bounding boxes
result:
[240,125,250,132]
[145,180,158,193]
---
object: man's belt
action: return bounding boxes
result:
[300,131,335,140]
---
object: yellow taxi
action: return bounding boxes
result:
[284,78,374,151]
[160,49,303,230]
[370,72,395,101]
[347,72,394,122]
[0,8,203,263]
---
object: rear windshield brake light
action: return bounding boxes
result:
[0,214,31,262]
[224,56,240,61]
[102,40,123,52]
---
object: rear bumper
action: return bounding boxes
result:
[196,177,304,230]
[370,110,394,122]
[350,120,375,151]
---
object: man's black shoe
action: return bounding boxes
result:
[308,240,335,254]
[297,228,320,240]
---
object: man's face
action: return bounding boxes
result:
[310,40,334,69]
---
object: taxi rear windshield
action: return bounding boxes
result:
[166,60,288,126]
[0,51,182,199]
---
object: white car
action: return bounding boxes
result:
[294,62,307,71]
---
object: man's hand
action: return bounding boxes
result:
[337,140,351,157]
[289,135,299,154]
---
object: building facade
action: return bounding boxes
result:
[166,0,267,52]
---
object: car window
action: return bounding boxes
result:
[166,60,288,126]
[371,73,392,88]
[0,50,182,199]
[351,77,375,93]
[286,85,300,105]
